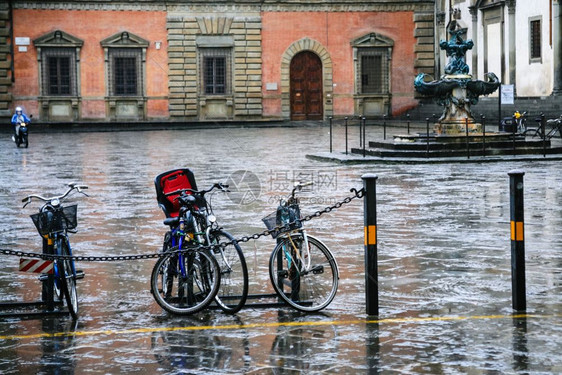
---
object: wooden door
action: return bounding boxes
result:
[290,51,323,120]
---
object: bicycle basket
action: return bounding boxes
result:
[30,205,78,236]
[262,204,302,239]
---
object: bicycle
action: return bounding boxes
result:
[151,183,248,315]
[263,182,339,312]
[22,183,89,319]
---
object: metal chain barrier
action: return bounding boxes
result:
[0,188,365,262]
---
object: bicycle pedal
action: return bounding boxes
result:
[38,274,51,282]
[311,265,324,274]
[75,270,85,280]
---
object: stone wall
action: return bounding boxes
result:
[167,10,263,120]
[0,3,12,118]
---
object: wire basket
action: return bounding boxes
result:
[262,204,302,239]
[30,205,78,236]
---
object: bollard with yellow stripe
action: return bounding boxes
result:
[362,174,378,316]
[508,169,526,312]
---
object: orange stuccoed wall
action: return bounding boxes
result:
[12,9,168,120]
[261,11,418,117]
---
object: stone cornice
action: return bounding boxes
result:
[13,1,433,13]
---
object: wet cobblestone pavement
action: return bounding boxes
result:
[0,124,561,374]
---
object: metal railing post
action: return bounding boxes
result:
[329,116,333,153]
[509,170,526,311]
[481,114,486,156]
[426,117,430,157]
[407,113,410,134]
[362,116,366,158]
[345,116,349,155]
[383,114,387,140]
[362,173,378,316]
[465,117,470,159]
[541,113,546,157]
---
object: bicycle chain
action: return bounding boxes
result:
[0,188,365,262]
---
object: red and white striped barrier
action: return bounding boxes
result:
[19,258,54,274]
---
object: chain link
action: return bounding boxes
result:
[1,188,365,262]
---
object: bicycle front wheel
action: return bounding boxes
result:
[57,238,78,319]
[151,248,221,315]
[269,234,339,312]
[209,230,248,314]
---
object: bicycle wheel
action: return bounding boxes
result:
[209,230,248,314]
[269,233,338,312]
[57,238,78,319]
[151,247,220,315]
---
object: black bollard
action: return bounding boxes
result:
[345,116,349,155]
[329,116,333,153]
[383,114,387,140]
[362,173,378,316]
[509,170,526,311]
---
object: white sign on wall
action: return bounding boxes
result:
[15,37,30,46]
[501,84,514,105]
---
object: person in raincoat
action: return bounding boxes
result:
[10,107,31,142]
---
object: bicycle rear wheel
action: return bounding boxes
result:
[57,238,78,319]
[269,233,338,312]
[151,248,220,315]
[209,230,248,314]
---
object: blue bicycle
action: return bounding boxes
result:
[22,183,89,319]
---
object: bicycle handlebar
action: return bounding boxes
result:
[22,183,89,208]
[164,183,229,199]
[291,181,313,197]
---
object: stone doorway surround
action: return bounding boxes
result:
[280,37,333,120]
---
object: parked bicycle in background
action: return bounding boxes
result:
[263,182,339,312]
[22,183,89,319]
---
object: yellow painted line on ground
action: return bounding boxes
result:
[0,313,559,341]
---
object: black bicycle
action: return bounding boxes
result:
[152,183,248,314]
[22,183,89,319]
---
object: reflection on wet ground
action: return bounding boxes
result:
[0,125,561,373]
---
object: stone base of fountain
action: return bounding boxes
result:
[434,120,482,135]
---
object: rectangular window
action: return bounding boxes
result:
[47,56,71,95]
[358,49,388,94]
[204,56,226,94]
[41,48,76,96]
[200,48,231,95]
[109,48,141,96]
[114,57,137,95]
[530,19,541,60]
[361,55,383,93]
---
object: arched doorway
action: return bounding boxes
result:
[290,51,323,120]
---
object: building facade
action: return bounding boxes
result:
[1,0,434,123]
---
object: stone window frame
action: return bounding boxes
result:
[101,31,149,98]
[196,36,235,98]
[351,32,393,116]
[529,16,542,64]
[352,33,393,95]
[199,47,233,96]
[33,30,83,120]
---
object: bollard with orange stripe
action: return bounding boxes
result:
[509,169,526,311]
[362,173,378,316]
